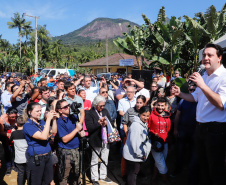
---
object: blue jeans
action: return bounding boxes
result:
[26,153,53,185]
[15,163,30,185]
[151,143,168,174]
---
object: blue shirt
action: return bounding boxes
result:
[57,115,80,149]
[23,119,51,156]
[177,99,197,132]
[1,90,12,113]
[35,76,42,84]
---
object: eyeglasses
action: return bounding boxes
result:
[175,73,179,74]
[97,105,105,108]
[60,104,70,109]
[101,91,108,94]
[127,91,135,93]
[151,86,157,88]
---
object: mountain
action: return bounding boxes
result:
[53,18,139,45]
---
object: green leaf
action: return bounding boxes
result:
[174,78,189,93]
[152,56,170,64]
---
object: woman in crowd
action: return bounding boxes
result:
[85,95,113,185]
[23,102,57,185]
[149,82,158,102]
[78,88,91,136]
[122,95,146,137]
[123,106,152,185]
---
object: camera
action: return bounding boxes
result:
[34,155,40,166]
[70,102,82,115]
[106,80,112,85]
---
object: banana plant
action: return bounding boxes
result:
[143,13,186,77]
[113,24,148,70]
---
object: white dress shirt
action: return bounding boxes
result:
[85,86,99,103]
[192,65,226,123]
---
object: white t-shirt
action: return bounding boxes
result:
[135,88,150,99]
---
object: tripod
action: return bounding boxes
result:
[79,137,121,185]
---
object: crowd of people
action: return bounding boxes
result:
[0,43,225,185]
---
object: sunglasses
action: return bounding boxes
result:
[189,89,195,92]
[101,91,108,94]
[152,86,157,87]
[60,104,70,109]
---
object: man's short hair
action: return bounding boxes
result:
[157,97,168,104]
[204,43,223,58]
[6,82,14,88]
[17,116,26,127]
[57,79,65,84]
[39,78,47,83]
[64,82,74,90]
[138,78,145,83]
[84,75,91,80]
[99,87,107,94]
[11,84,18,93]
[39,86,49,94]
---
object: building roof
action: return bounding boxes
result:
[79,53,149,67]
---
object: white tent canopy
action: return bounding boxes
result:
[199,34,226,61]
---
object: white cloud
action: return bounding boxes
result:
[0,1,68,20]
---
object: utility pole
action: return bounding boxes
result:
[106,35,108,73]
[24,13,40,74]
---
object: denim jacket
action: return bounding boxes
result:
[105,99,117,124]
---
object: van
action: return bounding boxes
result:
[40,68,75,79]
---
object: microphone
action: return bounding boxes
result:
[188,64,205,86]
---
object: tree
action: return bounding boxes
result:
[51,40,63,67]
[7,12,32,58]
[30,24,52,59]
[143,13,186,76]
[195,3,226,41]
[113,25,148,70]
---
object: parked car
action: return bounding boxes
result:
[40,68,75,79]
[96,73,111,81]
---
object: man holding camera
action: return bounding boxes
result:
[64,82,85,124]
[56,99,85,185]
[11,79,34,115]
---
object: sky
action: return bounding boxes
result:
[0,0,225,44]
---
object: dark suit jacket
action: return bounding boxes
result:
[85,107,112,148]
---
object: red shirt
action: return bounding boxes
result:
[148,108,171,142]
[84,100,92,110]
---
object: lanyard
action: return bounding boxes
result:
[95,109,102,118]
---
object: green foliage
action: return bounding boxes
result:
[174,78,189,93]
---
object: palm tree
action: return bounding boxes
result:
[30,24,52,59]
[7,12,32,58]
[51,40,63,67]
